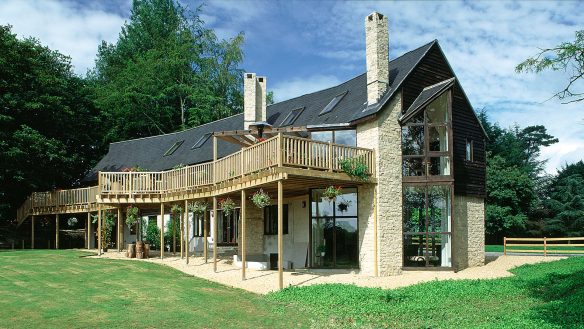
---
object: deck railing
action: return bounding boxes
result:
[18,134,375,222]
[504,237,584,255]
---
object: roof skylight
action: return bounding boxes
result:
[164,140,184,156]
[281,107,304,126]
[319,91,347,116]
[192,133,212,149]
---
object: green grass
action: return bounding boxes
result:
[269,257,584,329]
[486,245,584,253]
[0,250,307,328]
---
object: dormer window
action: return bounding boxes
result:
[164,140,184,156]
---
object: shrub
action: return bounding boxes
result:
[338,156,370,181]
[145,222,160,250]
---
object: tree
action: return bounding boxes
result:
[0,25,103,223]
[516,30,584,103]
[89,0,245,142]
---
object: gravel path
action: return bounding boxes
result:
[94,251,565,295]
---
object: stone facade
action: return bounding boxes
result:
[357,93,403,276]
[237,198,264,256]
[453,195,485,270]
[365,12,389,105]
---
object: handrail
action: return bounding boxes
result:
[18,134,376,220]
[504,236,584,256]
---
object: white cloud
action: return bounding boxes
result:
[0,0,127,75]
[271,74,343,102]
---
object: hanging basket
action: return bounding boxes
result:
[251,189,271,208]
[189,201,208,216]
[322,186,342,202]
[219,197,235,216]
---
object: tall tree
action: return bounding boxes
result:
[89,0,245,143]
[0,25,102,223]
[516,30,584,103]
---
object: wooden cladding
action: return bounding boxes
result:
[17,135,375,223]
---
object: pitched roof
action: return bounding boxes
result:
[85,40,438,181]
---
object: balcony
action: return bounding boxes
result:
[17,135,375,224]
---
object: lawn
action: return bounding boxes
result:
[0,250,307,328]
[486,244,584,253]
[2,251,583,329]
[269,257,584,328]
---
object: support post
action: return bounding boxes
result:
[277,133,283,167]
[503,237,507,256]
[55,214,59,250]
[544,237,547,257]
[185,199,189,264]
[87,212,91,249]
[213,196,218,272]
[241,189,246,280]
[97,206,101,256]
[160,203,165,259]
[328,140,333,171]
[180,206,184,259]
[278,180,283,289]
[213,136,218,183]
[173,207,176,255]
[204,202,208,263]
[31,215,35,249]
[117,207,122,252]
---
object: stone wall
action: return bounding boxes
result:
[453,195,485,270]
[356,93,403,276]
[237,198,264,256]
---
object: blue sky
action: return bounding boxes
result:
[0,0,582,174]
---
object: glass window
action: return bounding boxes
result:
[426,92,448,124]
[402,126,424,155]
[402,158,425,176]
[428,126,448,152]
[403,186,426,233]
[466,140,474,161]
[428,157,450,176]
[192,133,211,149]
[264,205,288,235]
[334,130,356,146]
[427,185,451,233]
[281,108,303,126]
[311,131,333,143]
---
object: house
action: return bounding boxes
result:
[16,12,486,288]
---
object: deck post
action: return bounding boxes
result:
[87,212,92,249]
[55,214,59,250]
[503,237,507,256]
[185,199,189,264]
[213,136,218,183]
[328,141,333,171]
[213,196,218,272]
[543,237,547,257]
[277,133,283,167]
[31,215,35,249]
[278,180,284,289]
[173,205,176,255]
[180,205,184,259]
[241,189,246,280]
[97,206,102,256]
[204,201,208,263]
[117,207,122,252]
[160,203,165,259]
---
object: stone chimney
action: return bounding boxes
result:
[243,73,267,130]
[365,12,389,105]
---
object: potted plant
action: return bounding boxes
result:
[338,156,370,181]
[317,245,326,257]
[189,201,208,216]
[126,205,139,230]
[219,197,235,216]
[251,189,271,208]
[322,186,342,202]
[93,211,115,252]
[337,199,352,213]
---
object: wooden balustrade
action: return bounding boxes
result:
[19,134,376,221]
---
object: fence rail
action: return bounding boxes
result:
[18,134,376,223]
[504,237,584,256]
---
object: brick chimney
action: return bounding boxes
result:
[243,73,267,130]
[365,12,389,105]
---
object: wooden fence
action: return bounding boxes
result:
[504,237,584,256]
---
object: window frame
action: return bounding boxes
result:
[192,133,212,150]
[319,91,348,116]
[465,139,474,162]
[281,108,304,127]
[164,140,184,156]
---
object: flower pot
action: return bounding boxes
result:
[127,243,136,258]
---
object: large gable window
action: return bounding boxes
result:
[401,92,451,178]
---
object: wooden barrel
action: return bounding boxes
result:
[136,252,144,259]
[127,243,136,258]
[136,241,144,254]
[144,244,150,259]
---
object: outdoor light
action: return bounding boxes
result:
[248,121,272,138]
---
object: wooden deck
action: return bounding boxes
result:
[16,134,375,225]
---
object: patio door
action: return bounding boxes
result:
[310,188,358,268]
[403,184,452,267]
[217,209,239,245]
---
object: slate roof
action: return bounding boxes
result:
[85,40,438,181]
